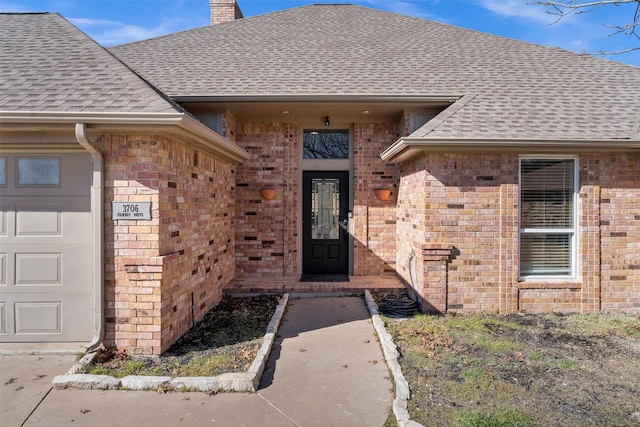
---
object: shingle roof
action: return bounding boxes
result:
[110,4,640,141]
[0,13,180,114]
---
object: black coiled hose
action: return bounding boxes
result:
[377,294,419,318]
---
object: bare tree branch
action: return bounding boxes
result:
[595,45,640,55]
[531,0,640,54]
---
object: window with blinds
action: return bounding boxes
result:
[519,158,576,277]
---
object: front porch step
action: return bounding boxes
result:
[224,275,407,295]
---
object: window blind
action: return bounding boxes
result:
[520,159,575,276]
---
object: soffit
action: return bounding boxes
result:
[180,97,455,122]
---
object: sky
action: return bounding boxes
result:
[1,0,639,66]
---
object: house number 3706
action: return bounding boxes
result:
[112,202,152,220]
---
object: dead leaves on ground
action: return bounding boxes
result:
[398,328,454,356]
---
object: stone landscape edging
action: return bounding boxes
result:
[52,293,289,393]
[364,290,425,427]
[53,290,423,426]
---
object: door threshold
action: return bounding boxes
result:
[300,274,350,283]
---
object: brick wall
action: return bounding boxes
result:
[398,153,514,312]
[352,123,399,276]
[396,156,428,303]
[597,154,640,313]
[234,122,299,277]
[100,134,236,354]
[233,120,400,278]
[519,287,582,313]
[398,152,640,314]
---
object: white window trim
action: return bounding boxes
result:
[518,155,579,281]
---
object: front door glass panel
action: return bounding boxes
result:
[311,178,340,240]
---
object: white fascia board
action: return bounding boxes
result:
[0,111,249,164]
[172,94,461,103]
[381,137,640,163]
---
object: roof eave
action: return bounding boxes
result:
[381,137,640,163]
[0,111,249,164]
[172,95,461,103]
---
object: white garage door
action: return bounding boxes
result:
[0,153,94,342]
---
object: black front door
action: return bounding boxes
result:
[302,171,349,274]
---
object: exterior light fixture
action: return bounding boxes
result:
[324,116,330,126]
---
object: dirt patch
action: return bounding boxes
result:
[81,294,281,378]
[383,311,640,427]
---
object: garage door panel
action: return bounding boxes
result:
[0,153,92,197]
[0,253,7,286]
[0,302,6,334]
[15,253,62,285]
[0,209,6,236]
[0,198,91,243]
[0,153,93,343]
[1,294,93,341]
[6,246,91,292]
[15,302,61,334]
[16,206,61,236]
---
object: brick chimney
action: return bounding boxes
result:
[210,1,243,25]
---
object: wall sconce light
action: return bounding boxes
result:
[324,116,330,126]
[375,189,392,201]
[260,188,276,200]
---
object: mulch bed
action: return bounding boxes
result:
[83,294,281,378]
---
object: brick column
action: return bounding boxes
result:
[419,244,456,313]
[580,175,601,313]
[499,182,519,313]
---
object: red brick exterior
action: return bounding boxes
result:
[232,121,400,279]
[234,122,300,278]
[398,152,640,314]
[596,155,640,312]
[100,134,236,355]
[97,125,639,354]
[352,123,399,276]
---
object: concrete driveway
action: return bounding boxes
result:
[0,354,78,427]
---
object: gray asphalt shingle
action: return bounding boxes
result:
[0,13,180,114]
[110,5,640,141]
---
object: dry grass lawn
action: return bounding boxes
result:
[384,312,640,427]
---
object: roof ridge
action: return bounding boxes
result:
[0,12,50,15]
[112,3,365,48]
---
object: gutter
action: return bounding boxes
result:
[75,123,104,352]
[0,111,250,164]
[172,94,460,104]
[381,136,640,163]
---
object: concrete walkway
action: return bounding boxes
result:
[1,296,393,426]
